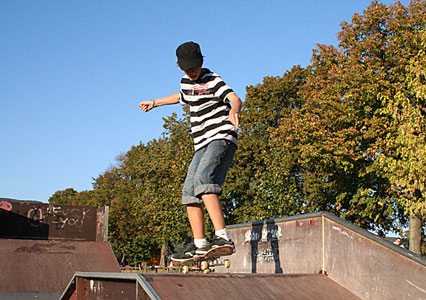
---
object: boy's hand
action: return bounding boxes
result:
[229,109,240,131]
[139,100,154,112]
[138,93,179,112]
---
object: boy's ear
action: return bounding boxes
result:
[176,62,180,68]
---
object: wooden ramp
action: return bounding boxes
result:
[222,212,426,299]
[61,272,360,300]
[0,240,120,296]
[0,201,119,299]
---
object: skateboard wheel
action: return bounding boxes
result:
[224,259,231,268]
[200,261,209,271]
[182,265,190,274]
[203,268,211,274]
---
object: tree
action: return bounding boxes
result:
[49,188,78,205]
[273,1,426,250]
[373,27,426,253]
[339,0,426,252]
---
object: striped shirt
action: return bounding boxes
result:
[179,68,238,151]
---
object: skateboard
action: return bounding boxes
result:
[173,245,233,274]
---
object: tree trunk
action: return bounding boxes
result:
[159,242,168,268]
[409,212,422,254]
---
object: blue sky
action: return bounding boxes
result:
[1,0,408,202]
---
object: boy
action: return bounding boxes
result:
[139,41,242,261]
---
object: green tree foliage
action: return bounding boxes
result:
[373,28,426,212]
[372,25,426,253]
[49,188,78,205]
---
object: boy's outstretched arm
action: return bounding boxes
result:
[138,93,180,112]
[227,92,242,130]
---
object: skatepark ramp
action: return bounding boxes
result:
[60,212,426,299]
[219,211,426,300]
[0,200,120,300]
[60,272,359,300]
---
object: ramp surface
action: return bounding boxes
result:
[144,273,359,300]
[222,212,426,300]
[0,200,116,298]
[60,272,360,300]
[0,239,120,294]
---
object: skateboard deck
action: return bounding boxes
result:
[173,245,234,274]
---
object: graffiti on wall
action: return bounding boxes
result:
[0,201,98,240]
[244,224,282,244]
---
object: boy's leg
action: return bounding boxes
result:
[182,149,207,242]
[186,203,205,239]
[189,194,232,242]
[201,194,225,231]
[202,193,234,250]
[171,203,208,261]
[171,150,210,261]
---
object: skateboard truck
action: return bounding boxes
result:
[181,258,231,274]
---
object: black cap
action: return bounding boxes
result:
[176,41,203,70]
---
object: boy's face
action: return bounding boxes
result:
[182,66,202,81]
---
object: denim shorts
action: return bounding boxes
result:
[182,139,237,205]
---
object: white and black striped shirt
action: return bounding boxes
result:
[179,68,238,151]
